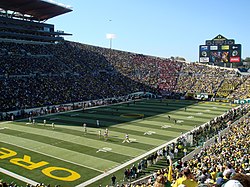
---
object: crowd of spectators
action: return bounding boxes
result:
[45,41,246,99]
[0,55,68,75]
[0,181,58,187]
[174,63,237,95]
[0,73,152,113]
[157,59,182,93]
[0,41,157,113]
[0,42,50,56]
[216,77,242,98]
[0,42,65,76]
[0,40,249,116]
[228,76,250,99]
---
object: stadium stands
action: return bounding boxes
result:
[0,41,158,114]
[216,77,242,98]
[174,63,237,95]
[0,40,249,116]
[228,76,250,99]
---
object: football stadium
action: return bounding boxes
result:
[0,1,250,187]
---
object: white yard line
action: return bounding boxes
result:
[0,167,39,186]
[0,127,8,130]
[0,141,103,173]
[0,121,11,125]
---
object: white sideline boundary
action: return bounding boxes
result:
[75,137,179,187]
[0,167,39,186]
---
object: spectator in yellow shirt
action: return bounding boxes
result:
[173,168,198,187]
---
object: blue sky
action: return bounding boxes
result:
[50,0,250,62]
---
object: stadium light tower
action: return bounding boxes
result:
[106,33,116,49]
[106,33,116,65]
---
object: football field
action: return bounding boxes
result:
[0,99,236,186]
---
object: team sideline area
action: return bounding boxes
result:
[0,99,245,186]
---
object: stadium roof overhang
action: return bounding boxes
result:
[0,0,72,21]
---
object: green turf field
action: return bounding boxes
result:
[0,99,236,186]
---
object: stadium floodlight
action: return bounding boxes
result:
[106,33,116,39]
[106,33,116,49]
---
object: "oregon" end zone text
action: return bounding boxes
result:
[0,147,81,182]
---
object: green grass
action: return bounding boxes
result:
[0,99,236,186]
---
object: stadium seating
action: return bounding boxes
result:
[0,40,249,115]
[174,63,237,95]
[228,76,250,99]
[216,77,242,98]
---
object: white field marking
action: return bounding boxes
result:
[0,167,39,186]
[0,121,12,125]
[177,120,184,123]
[26,122,49,127]
[143,131,156,135]
[0,127,8,130]
[161,125,171,129]
[205,110,211,112]
[129,138,137,142]
[96,147,112,153]
[196,112,203,115]
[0,140,103,173]
[187,116,194,119]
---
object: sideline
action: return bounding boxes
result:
[0,167,39,186]
[15,99,145,122]
[75,136,179,187]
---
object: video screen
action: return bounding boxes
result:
[210,51,229,63]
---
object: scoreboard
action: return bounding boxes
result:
[199,34,241,63]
